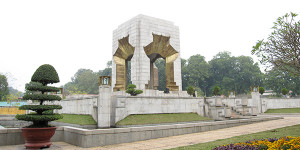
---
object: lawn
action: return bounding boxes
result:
[55,114,97,125]
[169,124,300,150]
[265,108,300,113]
[116,113,211,126]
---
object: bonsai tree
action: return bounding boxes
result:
[282,88,289,96]
[16,64,63,127]
[187,86,195,96]
[126,84,143,96]
[213,86,221,96]
[259,87,265,95]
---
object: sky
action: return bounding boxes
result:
[0,0,299,92]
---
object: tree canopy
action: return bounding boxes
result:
[252,12,300,76]
[0,74,9,101]
[63,61,112,95]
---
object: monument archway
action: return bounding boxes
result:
[144,33,179,91]
[113,35,134,91]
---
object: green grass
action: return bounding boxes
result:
[116,113,211,126]
[55,114,96,125]
[169,124,300,150]
[265,108,300,113]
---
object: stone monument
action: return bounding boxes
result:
[112,14,182,92]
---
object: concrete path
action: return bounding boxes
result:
[2,116,300,150]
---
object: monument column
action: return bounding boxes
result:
[98,76,112,128]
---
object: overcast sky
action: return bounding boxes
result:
[0,0,299,92]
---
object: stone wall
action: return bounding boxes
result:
[112,96,204,124]
[261,98,300,112]
[46,96,97,115]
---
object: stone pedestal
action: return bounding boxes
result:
[98,85,112,128]
[251,92,261,113]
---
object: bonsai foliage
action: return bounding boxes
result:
[282,88,289,95]
[187,86,195,96]
[259,87,265,95]
[126,84,143,96]
[213,86,221,96]
[16,64,63,127]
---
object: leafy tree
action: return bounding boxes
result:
[282,88,289,95]
[209,52,263,95]
[16,64,63,127]
[126,84,143,96]
[64,61,112,95]
[181,58,188,90]
[186,86,195,96]
[252,12,300,76]
[8,87,23,97]
[0,74,9,101]
[264,68,300,96]
[259,87,265,95]
[213,86,221,96]
[185,54,211,96]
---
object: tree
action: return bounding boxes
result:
[0,74,9,101]
[186,86,195,96]
[185,54,211,96]
[16,64,63,127]
[252,12,300,76]
[64,61,112,95]
[264,68,300,96]
[209,52,263,95]
[282,88,289,96]
[213,86,221,96]
[64,69,99,94]
[259,87,265,95]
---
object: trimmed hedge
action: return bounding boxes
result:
[19,105,62,111]
[23,94,62,101]
[16,114,63,122]
[31,64,60,85]
[26,84,60,92]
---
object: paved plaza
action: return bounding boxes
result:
[1,115,300,150]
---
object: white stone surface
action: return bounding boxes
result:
[112,14,182,91]
[261,98,300,112]
[47,97,97,115]
[98,85,112,128]
[114,96,204,123]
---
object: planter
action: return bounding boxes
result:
[21,127,57,149]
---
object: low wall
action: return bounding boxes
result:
[0,116,282,147]
[46,96,97,115]
[112,96,204,124]
[262,98,300,112]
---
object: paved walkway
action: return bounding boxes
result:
[2,116,300,150]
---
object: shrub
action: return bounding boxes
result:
[213,86,221,96]
[126,84,143,96]
[259,87,265,95]
[282,88,289,95]
[187,86,195,96]
[15,64,63,127]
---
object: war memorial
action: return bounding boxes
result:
[0,15,299,148]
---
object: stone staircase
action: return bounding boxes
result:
[205,97,257,120]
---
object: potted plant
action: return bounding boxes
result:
[187,86,195,97]
[213,86,221,96]
[15,64,63,149]
[126,84,143,96]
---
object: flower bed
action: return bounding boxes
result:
[213,136,300,150]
